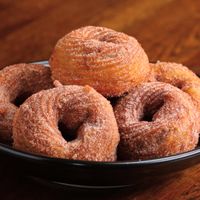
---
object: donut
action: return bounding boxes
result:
[114,82,199,160]
[0,63,53,142]
[13,85,119,161]
[151,61,200,109]
[49,26,150,97]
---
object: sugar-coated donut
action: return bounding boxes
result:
[49,26,150,97]
[151,61,200,109]
[114,82,199,160]
[13,85,119,161]
[0,64,53,142]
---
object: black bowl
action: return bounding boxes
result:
[1,143,200,190]
[0,61,200,190]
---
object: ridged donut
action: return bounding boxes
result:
[0,64,53,142]
[49,26,150,97]
[13,85,119,161]
[151,61,200,109]
[114,82,199,160]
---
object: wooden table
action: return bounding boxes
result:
[0,0,200,199]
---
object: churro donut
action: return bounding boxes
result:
[13,85,119,161]
[151,61,200,109]
[0,64,53,142]
[49,26,150,97]
[114,82,199,160]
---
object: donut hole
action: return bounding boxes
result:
[58,121,78,142]
[98,34,116,44]
[141,99,164,122]
[58,106,89,142]
[13,91,33,107]
[142,112,154,122]
[99,36,110,42]
[176,81,185,90]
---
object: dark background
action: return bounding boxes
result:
[1,0,199,73]
[0,0,200,199]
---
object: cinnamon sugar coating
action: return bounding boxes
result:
[151,61,200,110]
[13,85,119,161]
[49,26,150,97]
[114,82,199,160]
[0,64,53,142]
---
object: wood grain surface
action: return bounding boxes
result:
[0,0,200,199]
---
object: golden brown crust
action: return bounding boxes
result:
[13,85,119,161]
[151,61,200,109]
[114,82,199,160]
[49,26,150,97]
[0,63,53,142]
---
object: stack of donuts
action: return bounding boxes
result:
[1,26,200,161]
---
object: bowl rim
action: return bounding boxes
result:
[1,60,199,168]
[1,142,200,167]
